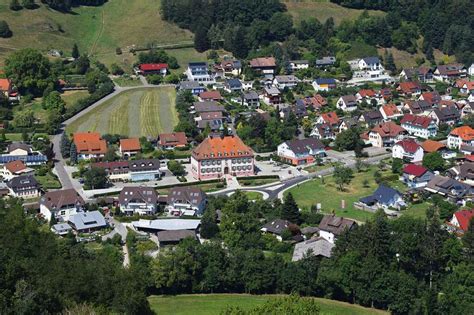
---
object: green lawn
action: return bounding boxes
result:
[284,0,385,26]
[113,77,143,87]
[148,294,388,315]
[403,202,431,219]
[286,168,401,222]
[35,171,62,190]
[239,177,279,186]
[61,90,90,109]
[5,133,23,141]
[157,182,226,195]
[66,86,178,138]
[243,191,263,200]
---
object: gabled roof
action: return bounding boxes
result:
[0,78,12,91]
[436,63,465,75]
[320,111,339,125]
[380,104,401,117]
[159,132,188,146]
[362,56,380,65]
[404,100,432,114]
[249,57,276,68]
[284,138,325,155]
[315,78,336,85]
[73,132,107,154]
[360,184,402,205]
[340,95,357,104]
[262,219,290,235]
[4,160,27,173]
[433,106,460,122]
[41,189,85,210]
[275,75,299,83]
[357,89,376,98]
[398,81,421,94]
[292,237,335,261]
[401,114,433,129]
[119,186,158,205]
[403,164,428,177]
[318,214,356,236]
[194,101,225,113]
[361,110,383,123]
[420,91,441,104]
[453,209,474,231]
[68,211,106,231]
[157,229,196,242]
[450,126,474,141]
[421,140,446,153]
[395,139,421,153]
[199,90,222,100]
[370,121,406,138]
[7,143,32,154]
[168,186,206,207]
[7,175,39,190]
[120,138,141,152]
[139,63,168,71]
[192,135,253,160]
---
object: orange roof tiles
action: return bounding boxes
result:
[381,104,400,117]
[398,81,421,94]
[0,78,11,91]
[249,57,276,68]
[371,121,406,138]
[450,126,474,141]
[159,132,188,147]
[199,90,222,100]
[120,138,141,152]
[73,132,107,154]
[192,135,253,160]
[358,89,376,98]
[320,111,339,126]
[5,160,27,173]
[421,140,446,153]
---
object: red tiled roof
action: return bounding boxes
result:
[139,63,168,71]
[159,132,188,146]
[398,81,421,94]
[380,104,400,117]
[73,132,107,154]
[395,139,421,153]
[199,90,222,100]
[5,160,27,173]
[401,114,433,129]
[249,57,276,68]
[421,140,445,153]
[454,209,474,231]
[370,121,405,138]
[0,78,11,91]
[321,111,339,125]
[403,164,427,177]
[120,138,141,152]
[358,89,376,98]
[455,79,467,88]
[450,126,474,141]
[192,135,253,160]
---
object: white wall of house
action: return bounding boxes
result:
[40,204,79,222]
[392,145,424,162]
[319,230,335,244]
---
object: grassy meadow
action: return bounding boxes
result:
[148,294,388,315]
[66,87,178,138]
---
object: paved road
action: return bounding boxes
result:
[51,82,177,190]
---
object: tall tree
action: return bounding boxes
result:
[0,20,12,38]
[69,141,78,164]
[333,166,353,191]
[71,43,80,59]
[60,133,71,158]
[9,0,22,10]
[281,192,300,224]
[194,26,210,52]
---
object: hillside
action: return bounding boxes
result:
[0,0,193,67]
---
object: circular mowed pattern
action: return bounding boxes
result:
[66,87,178,138]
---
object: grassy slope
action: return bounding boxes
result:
[148,294,388,315]
[65,87,178,138]
[284,0,385,26]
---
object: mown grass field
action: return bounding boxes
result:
[148,294,388,315]
[286,166,406,222]
[66,87,178,138]
[284,0,385,25]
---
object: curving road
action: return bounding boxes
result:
[51,80,176,190]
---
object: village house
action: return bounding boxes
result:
[186,62,214,83]
[312,78,336,92]
[433,64,467,82]
[379,104,403,120]
[292,237,335,261]
[193,101,225,114]
[0,143,47,167]
[224,78,242,93]
[73,132,107,160]
[360,184,405,210]
[392,139,424,163]
[249,57,277,78]
[419,91,442,106]
[401,164,434,188]
[51,223,73,236]
[368,121,407,148]
[288,60,309,72]
[158,132,188,150]
[68,211,107,233]
[6,175,40,199]
[167,186,207,216]
[447,161,474,186]
[0,78,19,101]
[6,143,32,156]
[195,111,224,131]
[318,214,357,244]
[214,59,242,77]
[136,63,168,76]
[316,56,336,68]
[277,138,326,166]
[338,117,359,133]
[263,86,281,105]
[425,175,474,203]
[119,138,141,158]
[178,81,205,95]
[132,218,200,235]
[397,81,422,96]
[359,110,384,127]
[296,94,327,111]
[191,135,254,180]
[379,87,393,101]
[400,114,438,139]
[93,159,161,182]
[311,123,336,140]
[447,209,474,235]
[40,189,85,222]
[336,95,358,112]
[402,100,432,115]
[357,56,384,71]
[399,67,434,83]
[241,90,260,107]
[429,106,460,126]
[460,81,474,95]
[260,219,291,242]
[421,139,455,159]
[356,89,378,104]
[199,90,222,102]
[469,63,474,76]
[316,111,340,129]
[447,126,474,149]
[0,160,33,181]
[273,75,299,89]
[118,186,158,216]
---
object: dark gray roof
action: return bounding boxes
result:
[157,229,196,243]
[262,219,290,235]
[226,78,242,88]
[194,101,225,113]
[362,110,384,123]
[243,90,259,100]
[7,175,39,190]
[285,138,325,155]
[40,189,85,210]
[179,81,202,90]
[318,215,356,236]
[362,56,380,65]
[340,95,357,104]
[360,184,402,205]
[168,187,206,208]
[129,159,160,172]
[7,143,32,154]
[433,106,460,122]
[292,237,335,261]
[119,186,158,205]
[68,211,107,231]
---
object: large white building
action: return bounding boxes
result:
[447,126,474,150]
[191,135,254,180]
[185,62,215,83]
[40,189,85,222]
[392,139,424,163]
